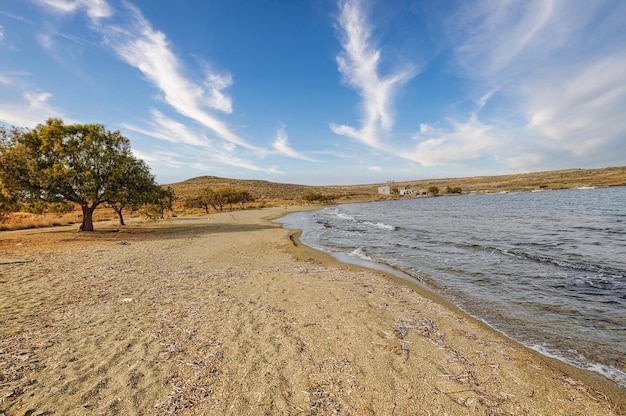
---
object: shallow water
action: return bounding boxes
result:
[278,186,626,387]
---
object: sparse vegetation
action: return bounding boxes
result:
[184,187,254,213]
[302,191,336,204]
[428,186,440,196]
[167,167,626,208]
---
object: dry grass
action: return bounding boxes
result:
[0,208,119,231]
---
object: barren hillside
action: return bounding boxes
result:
[167,166,626,202]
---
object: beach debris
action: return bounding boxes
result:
[0,258,32,264]
[154,373,212,415]
[296,337,310,353]
[308,383,341,415]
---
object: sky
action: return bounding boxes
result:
[1,0,625,185]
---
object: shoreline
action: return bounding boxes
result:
[1,207,624,414]
[282,223,626,412]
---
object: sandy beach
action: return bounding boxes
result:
[0,207,623,415]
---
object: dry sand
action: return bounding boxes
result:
[0,207,623,415]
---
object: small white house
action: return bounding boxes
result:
[399,189,413,195]
[378,185,391,195]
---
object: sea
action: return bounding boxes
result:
[277,186,626,388]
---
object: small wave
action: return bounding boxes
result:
[517,251,625,278]
[362,221,394,231]
[527,343,626,388]
[337,213,356,221]
[349,247,373,261]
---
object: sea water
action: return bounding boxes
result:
[277,186,626,387]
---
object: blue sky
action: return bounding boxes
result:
[1,0,625,185]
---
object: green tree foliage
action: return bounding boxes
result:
[0,181,18,223]
[141,186,174,220]
[0,119,161,231]
[0,126,24,221]
[220,188,254,211]
[104,158,158,225]
[446,186,463,194]
[185,187,254,213]
[427,186,440,196]
[302,191,336,203]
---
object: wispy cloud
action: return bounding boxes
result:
[330,0,416,148]
[123,109,213,148]
[525,54,626,156]
[0,89,63,126]
[445,0,626,169]
[17,0,315,179]
[407,113,502,167]
[99,2,256,150]
[124,110,281,174]
[131,149,184,169]
[32,0,113,22]
[272,126,315,161]
[32,0,257,151]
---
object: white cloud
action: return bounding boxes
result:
[330,0,416,148]
[0,10,33,24]
[203,70,233,114]
[131,149,183,169]
[272,126,315,161]
[32,0,113,22]
[444,0,626,170]
[507,153,545,171]
[123,111,213,148]
[0,89,62,126]
[525,54,626,156]
[0,74,11,86]
[407,114,503,167]
[36,32,54,51]
[100,2,257,151]
[125,110,274,173]
[368,165,383,172]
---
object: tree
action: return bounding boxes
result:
[0,118,159,231]
[198,187,217,213]
[221,188,254,210]
[105,157,156,225]
[234,189,254,209]
[428,186,440,196]
[141,185,174,220]
[0,180,18,223]
[302,191,336,204]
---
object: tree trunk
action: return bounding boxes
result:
[114,207,125,226]
[80,204,96,231]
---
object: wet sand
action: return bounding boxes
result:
[0,207,623,415]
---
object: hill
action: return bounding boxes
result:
[167,166,626,203]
